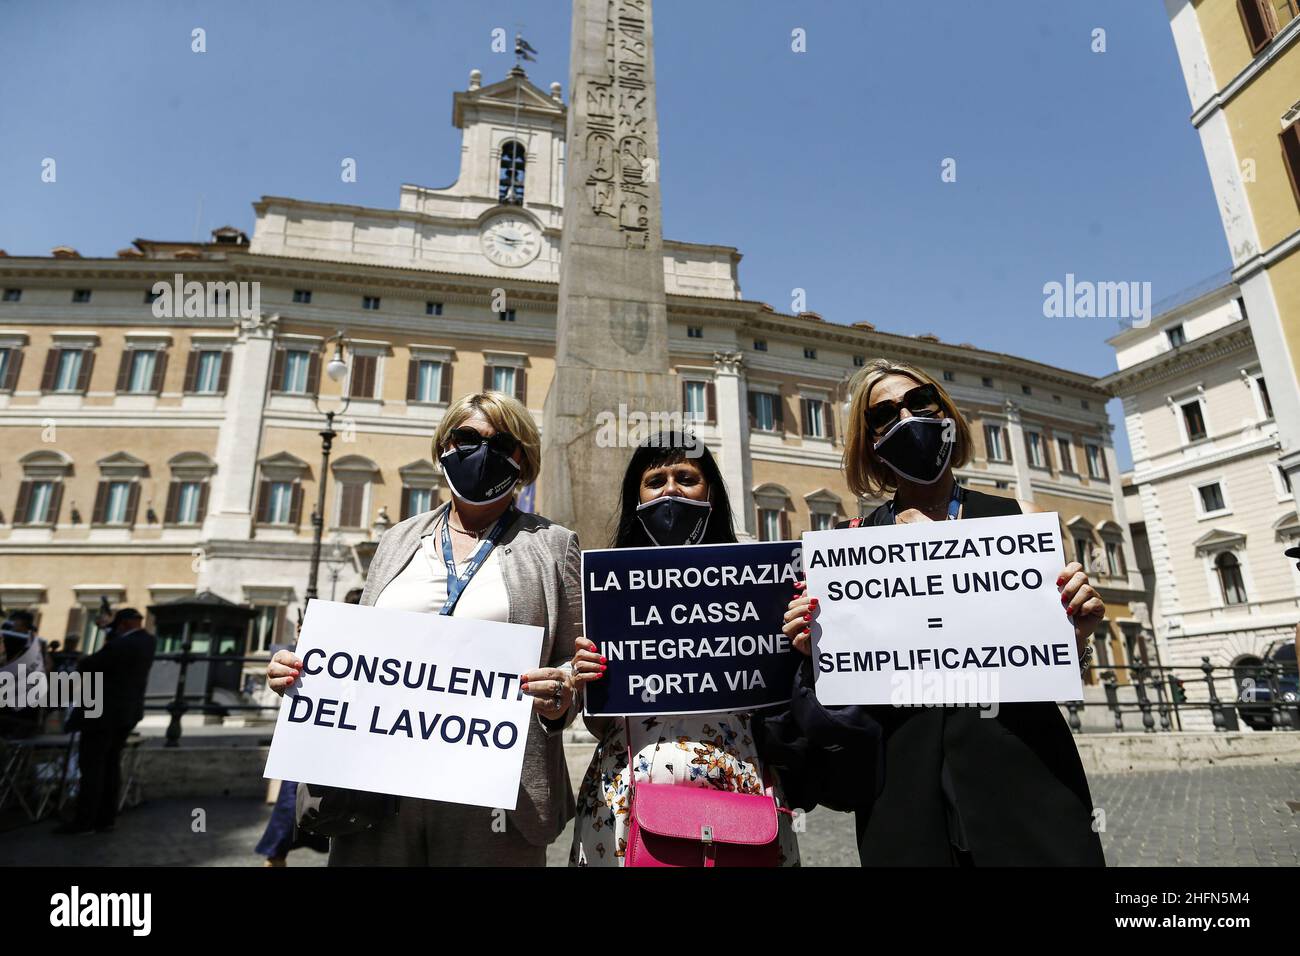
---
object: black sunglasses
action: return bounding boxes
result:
[446,426,520,457]
[866,383,943,435]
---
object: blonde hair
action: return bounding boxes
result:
[433,391,542,487]
[843,358,972,498]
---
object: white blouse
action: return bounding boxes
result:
[373,528,511,622]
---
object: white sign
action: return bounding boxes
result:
[804,512,1083,706]
[263,600,542,810]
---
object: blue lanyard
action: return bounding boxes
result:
[888,482,963,523]
[438,507,514,615]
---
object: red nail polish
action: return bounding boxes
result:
[803,614,811,621]
[600,656,607,664]
[811,599,819,606]
[599,665,607,672]
[1065,607,1075,616]
[802,628,811,636]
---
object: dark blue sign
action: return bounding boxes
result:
[582,541,803,717]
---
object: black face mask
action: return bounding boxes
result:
[635,496,712,547]
[439,444,520,505]
[873,416,955,485]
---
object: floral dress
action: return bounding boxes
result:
[569,712,801,866]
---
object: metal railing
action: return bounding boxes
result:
[131,649,1298,746]
[1065,658,1299,734]
[143,647,283,747]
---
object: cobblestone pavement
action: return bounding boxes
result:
[2,764,1296,867]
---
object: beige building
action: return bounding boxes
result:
[1103,276,1299,728]
[0,68,1140,692]
[1165,0,1300,509]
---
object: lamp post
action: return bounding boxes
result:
[305,331,351,614]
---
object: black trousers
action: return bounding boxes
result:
[75,723,132,829]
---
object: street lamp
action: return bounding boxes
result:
[304,330,351,615]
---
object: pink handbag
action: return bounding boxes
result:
[625,782,783,867]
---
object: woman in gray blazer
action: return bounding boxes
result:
[267,391,590,865]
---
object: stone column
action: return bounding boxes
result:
[712,350,753,539]
[205,313,277,541]
[541,0,673,548]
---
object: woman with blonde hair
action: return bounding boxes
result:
[267,391,591,866]
[776,359,1107,866]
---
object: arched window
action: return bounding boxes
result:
[498,141,525,205]
[1215,552,1248,605]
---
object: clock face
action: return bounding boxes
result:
[480,214,541,268]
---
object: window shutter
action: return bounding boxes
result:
[1,348,22,391]
[217,350,231,393]
[306,350,321,396]
[40,349,59,392]
[196,482,209,523]
[255,480,271,523]
[681,379,688,414]
[273,605,287,646]
[799,398,808,436]
[115,350,133,393]
[269,348,286,392]
[47,482,63,524]
[13,481,32,525]
[406,359,419,401]
[65,605,84,643]
[705,381,716,423]
[483,365,493,392]
[747,391,757,429]
[1004,429,1013,462]
[150,350,168,393]
[515,368,527,404]
[439,363,453,404]
[289,482,304,525]
[125,482,141,526]
[400,486,412,521]
[339,483,362,527]
[75,350,95,392]
[774,394,785,432]
[1238,0,1275,52]
[163,482,180,524]
[350,355,376,399]
[91,481,109,525]
[779,510,790,541]
[1281,123,1300,208]
[182,350,199,393]
[826,401,836,444]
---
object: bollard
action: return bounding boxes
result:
[1202,657,1226,732]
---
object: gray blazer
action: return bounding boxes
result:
[360,501,582,847]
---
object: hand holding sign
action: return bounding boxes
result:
[263,600,543,809]
[804,512,1093,706]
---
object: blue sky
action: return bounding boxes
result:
[0,0,1231,468]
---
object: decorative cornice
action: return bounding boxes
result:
[1097,319,1253,394]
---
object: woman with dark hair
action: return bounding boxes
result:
[779,359,1106,866]
[567,432,800,866]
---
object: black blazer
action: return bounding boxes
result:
[759,488,1104,866]
[76,627,157,730]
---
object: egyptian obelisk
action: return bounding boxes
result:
[541,0,673,547]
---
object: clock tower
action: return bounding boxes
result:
[386,66,568,280]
